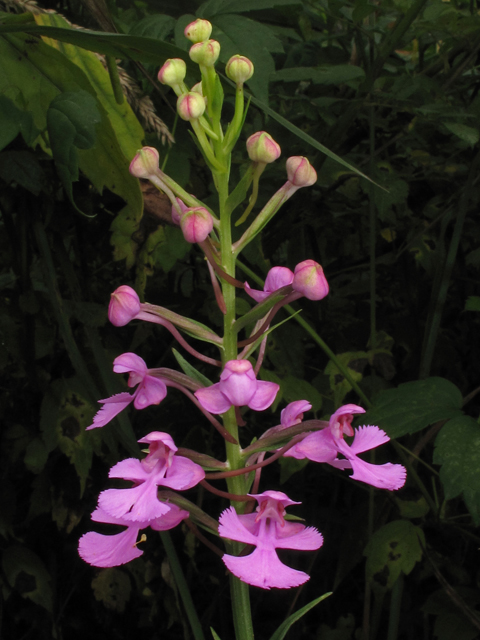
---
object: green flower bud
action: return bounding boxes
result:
[189,40,220,67]
[226,55,254,85]
[246,131,281,164]
[158,58,187,88]
[129,146,159,178]
[184,19,212,44]
[177,92,206,121]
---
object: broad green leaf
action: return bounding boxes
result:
[213,14,283,103]
[364,520,425,592]
[325,352,366,406]
[2,546,53,612]
[0,31,143,258]
[92,568,131,613]
[362,377,463,439]
[129,14,176,40]
[282,375,323,412]
[0,95,38,150]
[465,295,480,311]
[422,588,480,640]
[269,592,331,640]
[273,65,365,85]
[444,122,480,147]
[0,150,45,195]
[434,416,480,525]
[47,90,101,209]
[39,377,100,496]
[199,0,301,15]
[36,13,145,161]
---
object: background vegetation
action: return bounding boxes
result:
[1,0,480,638]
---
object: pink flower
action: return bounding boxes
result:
[245,267,294,303]
[78,504,188,568]
[219,490,323,589]
[98,432,205,523]
[292,260,329,301]
[194,360,279,414]
[280,400,312,427]
[246,131,281,164]
[108,285,141,326]
[286,156,317,187]
[87,353,167,429]
[285,404,406,490]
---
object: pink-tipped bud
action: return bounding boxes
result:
[180,207,214,243]
[226,55,254,84]
[158,58,187,88]
[177,92,206,121]
[246,131,281,164]
[189,39,220,67]
[108,285,141,326]
[129,147,159,178]
[184,19,212,43]
[292,260,329,301]
[286,156,317,187]
[171,197,188,225]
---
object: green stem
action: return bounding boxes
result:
[105,55,125,105]
[159,532,205,640]
[217,169,255,640]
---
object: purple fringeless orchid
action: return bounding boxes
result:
[79,432,203,567]
[87,353,168,429]
[219,490,323,590]
[244,261,329,304]
[284,404,406,491]
[194,359,279,414]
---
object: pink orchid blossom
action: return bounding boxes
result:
[245,267,294,303]
[87,353,167,429]
[78,503,188,568]
[280,400,312,427]
[98,432,205,523]
[285,404,406,490]
[194,359,279,414]
[219,490,323,589]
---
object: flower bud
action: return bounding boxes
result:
[189,39,220,67]
[177,92,206,121]
[226,55,254,84]
[246,131,281,164]
[292,260,329,301]
[184,19,212,43]
[157,58,187,88]
[286,156,317,187]
[108,285,141,326]
[129,147,159,178]
[180,207,214,243]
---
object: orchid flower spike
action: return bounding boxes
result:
[97,432,205,523]
[245,266,294,303]
[219,490,323,589]
[87,353,167,429]
[194,359,279,414]
[285,404,407,490]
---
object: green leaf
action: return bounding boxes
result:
[434,416,480,525]
[92,568,131,613]
[225,164,255,216]
[422,588,480,640]
[364,520,425,592]
[0,95,38,150]
[47,90,101,209]
[0,150,45,195]
[444,122,480,146]
[129,14,176,40]
[2,546,53,612]
[210,629,222,640]
[172,348,213,387]
[465,295,480,311]
[269,592,331,640]
[273,65,365,85]
[362,377,463,439]
[325,352,366,406]
[281,375,323,412]
[213,14,283,103]
[199,0,301,15]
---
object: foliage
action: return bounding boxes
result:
[1,0,480,639]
